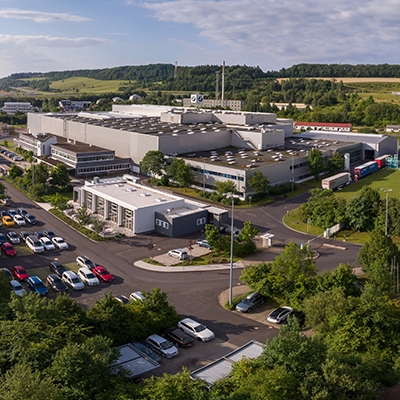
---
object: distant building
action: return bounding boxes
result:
[272,103,311,111]
[182,98,244,111]
[386,125,400,133]
[294,122,352,132]
[59,100,91,112]
[129,94,142,101]
[2,102,33,115]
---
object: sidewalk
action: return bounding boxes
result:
[133,259,245,272]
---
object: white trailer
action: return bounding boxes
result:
[322,172,351,190]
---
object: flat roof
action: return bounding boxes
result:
[52,137,111,153]
[111,343,159,378]
[84,177,182,209]
[191,341,265,386]
[182,136,355,170]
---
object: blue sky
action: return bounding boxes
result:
[1,0,400,78]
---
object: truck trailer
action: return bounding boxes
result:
[322,172,352,190]
[354,161,379,180]
[375,155,390,169]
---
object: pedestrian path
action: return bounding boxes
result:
[133,259,245,272]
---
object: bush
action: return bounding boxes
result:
[210,192,223,202]
[269,182,296,195]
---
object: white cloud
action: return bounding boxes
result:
[0,34,111,47]
[0,8,90,22]
[141,0,400,67]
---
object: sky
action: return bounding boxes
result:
[1,0,400,78]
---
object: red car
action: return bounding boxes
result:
[12,265,29,280]
[92,266,114,283]
[2,242,16,257]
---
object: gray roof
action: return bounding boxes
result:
[110,343,160,378]
[298,131,388,144]
[191,340,265,386]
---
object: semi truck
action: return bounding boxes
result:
[322,172,352,190]
[375,155,390,169]
[354,161,379,180]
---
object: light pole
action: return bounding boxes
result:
[202,157,205,193]
[228,193,235,306]
[380,188,392,236]
[291,154,294,192]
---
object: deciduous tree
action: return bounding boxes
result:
[141,150,166,176]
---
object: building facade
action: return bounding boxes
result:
[2,102,33,115]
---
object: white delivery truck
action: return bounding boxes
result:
[321,172,351,190]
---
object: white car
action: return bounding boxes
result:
[52,236,69,250]
[77,267,99,286]
[177,318,215,342]
[61,271,84,291]
[167,249,189,260]
[13,214,26,226]
[130,291,145,301]
[7,231,20,244]
[267,306,294,324]
[39,237,56,251]
[10,279,27,297]
[76,255,96,270]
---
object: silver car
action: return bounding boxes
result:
[145,334,179,359]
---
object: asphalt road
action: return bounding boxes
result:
[1,181,361,374]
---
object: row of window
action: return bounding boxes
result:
[77,163,130,174]
[52,149,77,162]
[193,167,245,181]
[77,154,114,163]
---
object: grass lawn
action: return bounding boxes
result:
[49,77,129,94]
[284,168,400,245]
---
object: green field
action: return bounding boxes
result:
[49,77,130,94]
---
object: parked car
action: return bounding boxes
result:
[113,294,130,304]
[62,271,84,291]
[2,216,14,227]
[0,210,9,218]
[7,231,20,244]
[0,233,7,244]
[92,266,114,283]
[49,261,66,277]
[27,276,48,296]
[13,214,26,226]
[2,242,16,256]
[10,279,27,297]
[7,210,17,218]
[31,231,43,239]
[24,214,37,225]
[39,237,56,251]
[52,236,69,250]
[196,239,212,249]
[25,235,45,253]
[18,208,28,217]
[131,341,161,363]
[19,231,30,242]
[145,334,179,359]
[1,198,11,206]
[76,255,97,270]
[267,306,294,324]
[235,292,266,313]
[164,327,194,348]
[130,291,145,301]
[43,230,57,240]
[1,267,12,281]
[12,265,29,281]
[167,249,189,260]
[177,318,215,342]
[46,274,68,293]
[77,267,100,286]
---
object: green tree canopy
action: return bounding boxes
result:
[141,150,166,176]
[248,170,270,197]
[308,148,325,178]
[49,164,71,189]
[168,158,194,188]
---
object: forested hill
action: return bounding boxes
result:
[2,63,400,93]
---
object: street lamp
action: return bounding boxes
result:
[291,154,294,192]
[227,193,235,306]
[380,188,392,236]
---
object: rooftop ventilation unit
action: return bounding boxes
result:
[140,193,151,197]
[155,198,166,202]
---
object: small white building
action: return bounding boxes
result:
[2,102,33,115]
[73,175,222,236]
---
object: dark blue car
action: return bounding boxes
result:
[27,276,48,296]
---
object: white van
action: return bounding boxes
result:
[26,235,45,253]
[167,249,188,260]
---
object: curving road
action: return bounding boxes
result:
[1,181,361,374]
